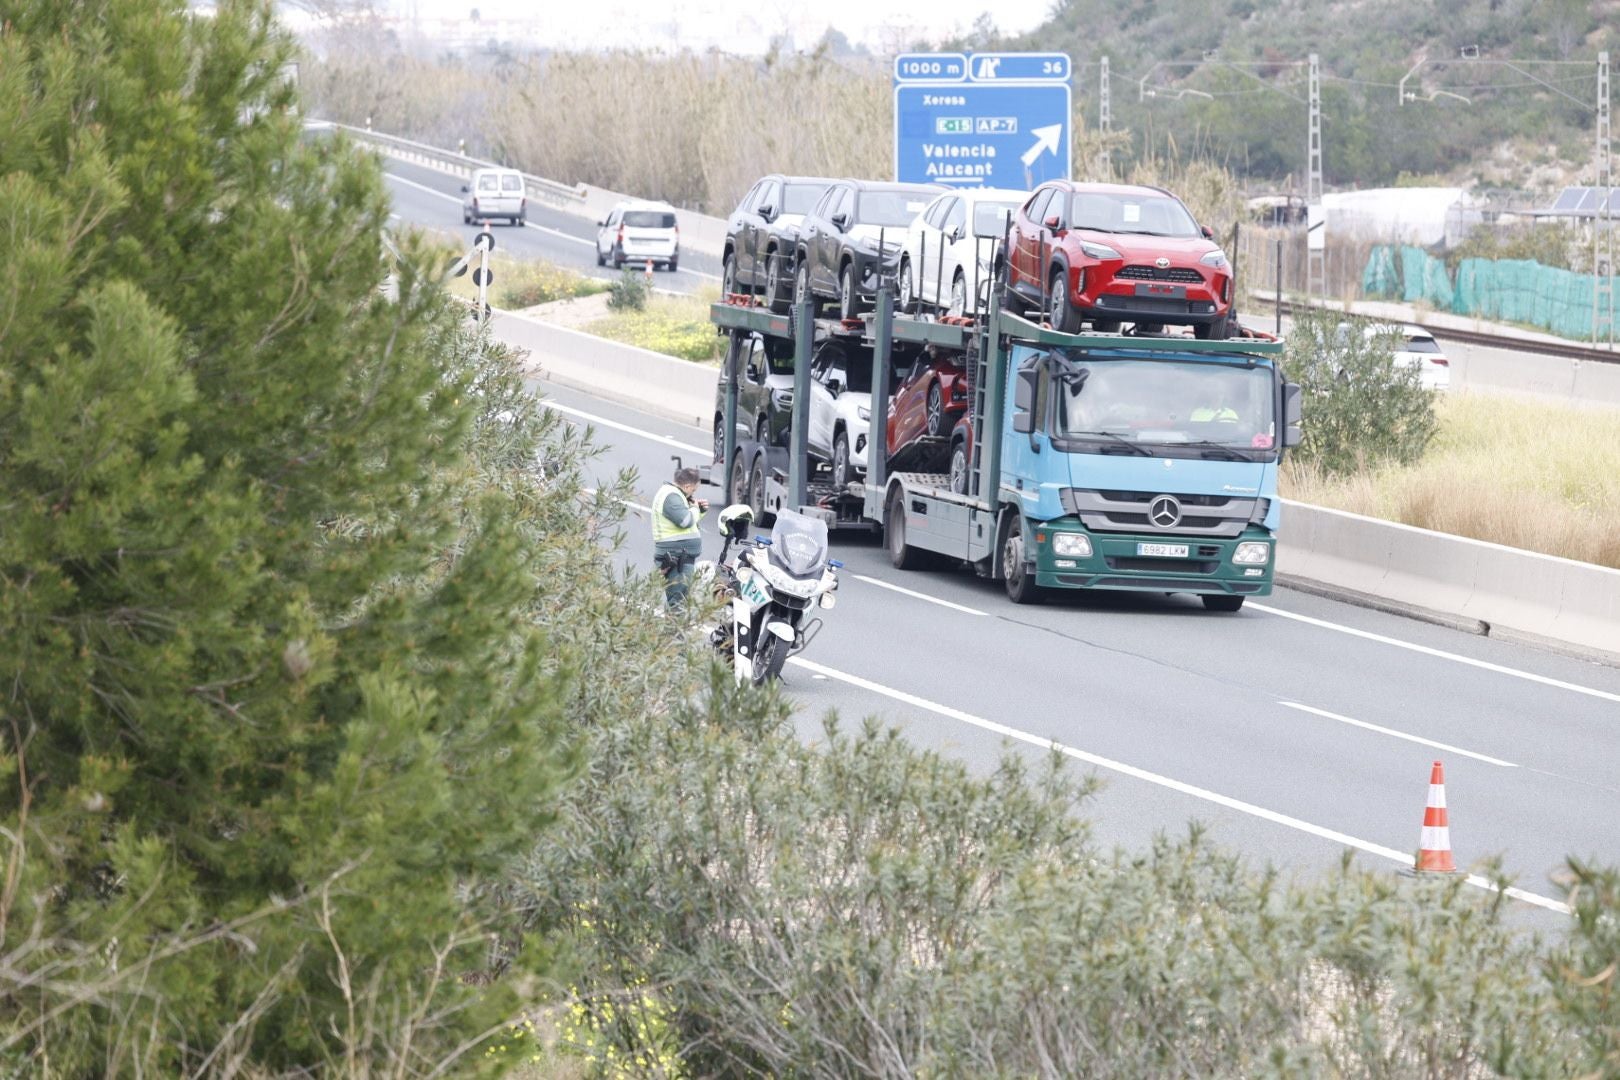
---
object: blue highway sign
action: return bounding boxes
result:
[894,52,1071,189]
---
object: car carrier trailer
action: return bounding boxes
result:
[705,285,1302,610]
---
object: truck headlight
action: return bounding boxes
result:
[1052,532,1092,557]
[1233,542,1270,565]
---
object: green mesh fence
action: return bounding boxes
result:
[1363,244,1607,340]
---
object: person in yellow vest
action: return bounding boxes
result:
[652,467,708,608]
[1190,385,1239,423]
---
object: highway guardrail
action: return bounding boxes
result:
[314,120,590,210]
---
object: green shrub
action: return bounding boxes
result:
[499,259,610,308]
[607,266,652,311]
[1284,310,1439,476]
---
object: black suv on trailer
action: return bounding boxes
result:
[795,180,943,319]
[722,174,837,311]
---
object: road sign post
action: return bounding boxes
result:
[893,52,1072,189]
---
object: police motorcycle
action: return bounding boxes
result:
[699,505,841,685]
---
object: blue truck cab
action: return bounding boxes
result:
[998,337,1298,609]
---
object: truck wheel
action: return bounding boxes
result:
[1048,269,1081,333]
[749,457,772,525]
[1201,594,1245,612]
[1000,516,1045,605]
[886,488,928,571]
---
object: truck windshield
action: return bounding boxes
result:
[1054,357,1276,451]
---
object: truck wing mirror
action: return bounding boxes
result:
[1011,367,1038,433]
[1283,382,1304,447]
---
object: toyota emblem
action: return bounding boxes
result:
[1155,256,1171,269]
[1148,494,1181,529]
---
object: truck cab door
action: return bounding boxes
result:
[1002,350,1050,504]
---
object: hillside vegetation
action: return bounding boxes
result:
[304,0,1613,216]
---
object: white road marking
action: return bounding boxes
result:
[1251,602,1620,705]
[536,391,1620,711]
[383,172,593,247]
[852,574,987,616]
[541,401,710,456]
[522,219,594,247]
[1279,702,1518,768]
[789,657,1571,915]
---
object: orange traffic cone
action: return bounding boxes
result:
[1415,760,1459,873]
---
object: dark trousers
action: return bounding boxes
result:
[656,550,697,608]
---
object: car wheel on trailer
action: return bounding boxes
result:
[839,264,860,320]
[1000,515,1045,605]
[886,487,928,571]
[1048,269,1081,333]
[1201,594,1245,612]
[898,259,916,313]
[713,416,725,462]
[756,412,772,447]
[765,251,788,312]
[948,272,967,317]
[832,430,851,490]
[1194,315,1230,340]
[721,252,737,295]
[947,439,968,494]
[795,259,815,313]
[924,382,945,437]
[1092,319,1121,333]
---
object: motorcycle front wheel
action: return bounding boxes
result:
[753,630,790,685]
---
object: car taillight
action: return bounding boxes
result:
[617,225,625,246]
[1431,356,1449,366]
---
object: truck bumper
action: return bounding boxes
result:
[1031,520,1275,597]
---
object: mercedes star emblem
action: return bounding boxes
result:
[1149,494,1182,529]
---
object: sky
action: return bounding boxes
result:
[343,0,1057,54]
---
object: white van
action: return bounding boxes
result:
[596,200,680,271]
[462,168,527,226]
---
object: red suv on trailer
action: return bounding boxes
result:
[1005,181,1233,338]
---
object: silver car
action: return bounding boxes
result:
[461,168,526,226]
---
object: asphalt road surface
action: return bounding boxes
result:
[534,376,1620,933]
[380,158,723,292]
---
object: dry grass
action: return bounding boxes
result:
[1281,393,1620,568]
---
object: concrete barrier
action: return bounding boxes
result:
[490,310,715,429]
[1279,500,1620,659]
[489,309,1620,660]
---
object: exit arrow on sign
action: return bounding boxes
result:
[1021,124,1062,167]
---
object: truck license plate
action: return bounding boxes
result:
[1136,542,1189,558]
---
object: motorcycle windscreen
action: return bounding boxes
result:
[768,510,829,579]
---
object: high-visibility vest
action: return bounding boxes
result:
[651,483,701,544]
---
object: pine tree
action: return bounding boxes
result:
[0,0,574,1068]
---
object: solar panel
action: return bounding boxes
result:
[1552,186,1585,211]
[1578,188,1604,211]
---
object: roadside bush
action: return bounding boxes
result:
[607,266,652,311]
[516,677,1592,1077]
[1283,309,1439,475]
[586,293,725,363]
[497,258,610,309]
